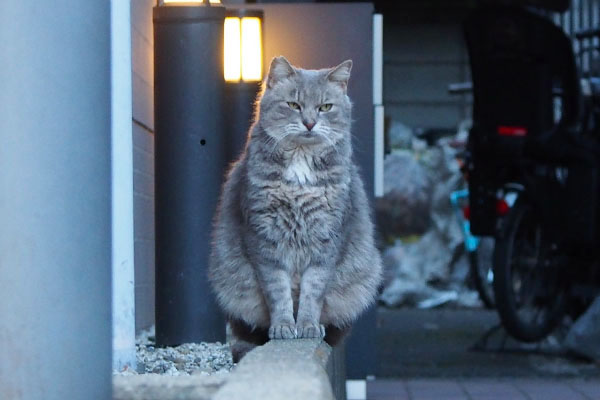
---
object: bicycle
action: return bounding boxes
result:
[463,1,600,342]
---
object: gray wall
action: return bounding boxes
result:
[132,0,157,333]
[383,4,472,131]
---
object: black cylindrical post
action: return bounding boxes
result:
[154,3,226,346]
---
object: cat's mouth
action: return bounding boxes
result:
[292,132,324,145]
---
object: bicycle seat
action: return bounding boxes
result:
[464,5,581,163]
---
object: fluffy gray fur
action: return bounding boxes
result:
[209,56,382,345]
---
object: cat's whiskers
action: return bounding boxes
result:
[263,125,299,160]
[314,126,343,158]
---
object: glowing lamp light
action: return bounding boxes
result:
[224,11,263,82]
[224,18,242,81]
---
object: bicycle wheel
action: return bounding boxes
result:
[469,237,495,309]
[493,201,567,342]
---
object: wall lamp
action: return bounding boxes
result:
[223,9,265,164]
[224,10,264,83]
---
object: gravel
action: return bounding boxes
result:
[113,326,234,376]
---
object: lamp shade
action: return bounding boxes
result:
[224,10,263,82]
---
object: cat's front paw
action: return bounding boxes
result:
[268,323,297,340]
[296,322,325,339]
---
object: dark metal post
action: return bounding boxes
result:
[154,3,226,346]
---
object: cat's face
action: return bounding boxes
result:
[258,57,352,148]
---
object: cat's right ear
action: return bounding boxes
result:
[266,56,296,88]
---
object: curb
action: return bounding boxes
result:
[113,374,227,400]
[214,339,345,400]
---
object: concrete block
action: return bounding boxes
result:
[213,340,336,400]
[113,374,228,400]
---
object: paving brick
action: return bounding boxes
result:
[514,380,588,400]
[367,380,410,400]
[405,379,466,399]
[568,380,600,400]
[460,380,527,399]
[368,379,600,400]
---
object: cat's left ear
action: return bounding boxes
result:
[266,56,296,88]
[326,60,353,92]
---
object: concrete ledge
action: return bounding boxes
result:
[214,339,344,400]
[113,339,345,400]
[113,374,228,400]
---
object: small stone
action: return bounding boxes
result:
[136,362,146,374]
[192,366,214,375]
[152,365,164,374]
[113,325,233,377]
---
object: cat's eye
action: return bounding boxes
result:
[318,103,333,112]
[287,102,301,111]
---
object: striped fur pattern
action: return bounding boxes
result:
[209,57,382,347]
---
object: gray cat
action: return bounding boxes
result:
[209,56,382,360]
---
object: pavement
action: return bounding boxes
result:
[367,378,600,400]
[370,307,600,400]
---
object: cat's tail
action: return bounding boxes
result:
[230,340,258,363]
[324,325,350,347]
[229,318,269,363]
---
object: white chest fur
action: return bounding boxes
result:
[283,151,316,185]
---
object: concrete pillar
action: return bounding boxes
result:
[0,2,112,399]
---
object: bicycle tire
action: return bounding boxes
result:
[468,237,496,309]
[493,201,567,342]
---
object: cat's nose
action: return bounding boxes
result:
[303,121,316,131]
